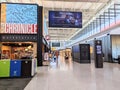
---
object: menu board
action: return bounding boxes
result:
[1,3,37,34]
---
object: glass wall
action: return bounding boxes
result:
[68,3,120,47]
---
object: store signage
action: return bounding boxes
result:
[1,34,37,42]
[1,23,37,34]
[1,4,37,34]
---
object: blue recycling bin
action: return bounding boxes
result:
[10,60,21,77]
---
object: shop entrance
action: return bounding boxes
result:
[0,42,37,60]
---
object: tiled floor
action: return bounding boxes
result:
[24,56,120,90]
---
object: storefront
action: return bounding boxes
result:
[0,3,43,65]
[1,42,36,59]
[0,3,43,77]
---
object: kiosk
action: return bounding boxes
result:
[94,40,103,68]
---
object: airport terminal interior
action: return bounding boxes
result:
[0,0,120,90]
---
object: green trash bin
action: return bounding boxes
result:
[0,60,10,77]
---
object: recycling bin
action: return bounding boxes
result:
[31,59,37,76]
[10,60,21,77]
[31,59,35,76]
[0,60,10,77]
[21,59,32,77]
[35,59,37,73]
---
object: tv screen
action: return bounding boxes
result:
[52,42,60,47]
[49,11,82,28]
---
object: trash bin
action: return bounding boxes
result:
[21,59,32,77]
[31,59,37,76]
[118,55,120,64]
[10,60,21,77]
[0,60,10,77]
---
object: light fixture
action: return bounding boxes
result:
[18,43,22,46]
[28,45,32,49]
[25,48,28,51]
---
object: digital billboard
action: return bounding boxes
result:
[49,11,82,28]
[0,3,37,34]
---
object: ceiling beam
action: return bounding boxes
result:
[44,7,96,12]
[43,0,108,3]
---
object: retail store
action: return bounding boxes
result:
[0,3,43,77]
[0,42,36,59]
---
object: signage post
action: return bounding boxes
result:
[94,40,103,68]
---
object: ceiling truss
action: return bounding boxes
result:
[1,0,111,41]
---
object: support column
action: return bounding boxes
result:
[37,6,43,66]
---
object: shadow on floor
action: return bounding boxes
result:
[0,78,31,90]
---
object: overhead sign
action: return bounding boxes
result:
[52,42,60,47]
[1,4,37,34]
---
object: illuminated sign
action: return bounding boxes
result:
[3,23,37,33]
[1,4,37,34]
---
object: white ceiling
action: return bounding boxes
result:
[1,0,111,41]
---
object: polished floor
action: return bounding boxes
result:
[24,56,120,90]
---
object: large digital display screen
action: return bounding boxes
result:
[49,11,82,28]
[1,3,37,34]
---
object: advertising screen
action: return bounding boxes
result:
[49,11,82,28]
[96,45,102,54]
[1,3,37,34]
